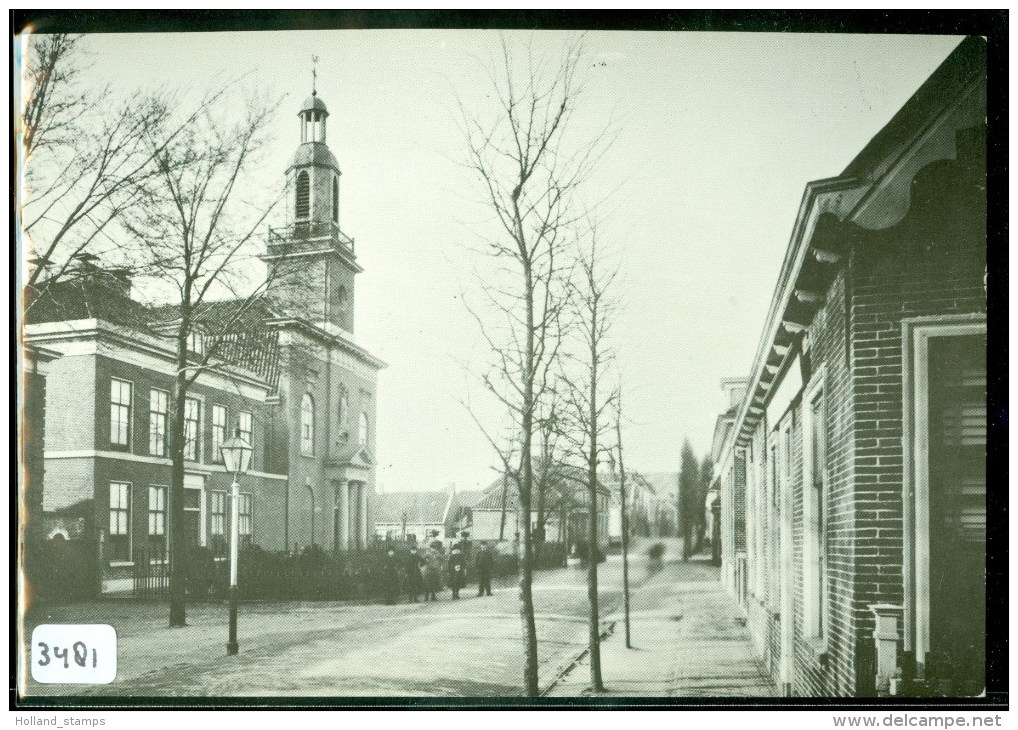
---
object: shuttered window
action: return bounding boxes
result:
[295,171,310,220]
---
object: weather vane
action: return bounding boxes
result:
[312,54,319,94]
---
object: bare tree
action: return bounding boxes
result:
[120,87,283,627]
[561,224,620,692]
[18,33,220,309]
[615,395,632,649]
[458,36,606,696]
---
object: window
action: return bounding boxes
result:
[358,411,369,448]
[110,379,132,447]
[187,331,204,356]
[338,387,348,429]
[238,411,253,444]
[802,372,827,644]
[211,405,228,463]
[108,482,131,562]
[239,493,253,547]
[149,389,169,456]
[301,394,315,455]
[184,398,201,461]
[332,176,339,223]
[210,491,227,555]
[295,171,310,220]
[768,438,779,606]
[148,486,167,559]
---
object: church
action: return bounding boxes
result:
[23,85,385,594]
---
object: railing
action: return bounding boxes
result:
[267,221,355,254]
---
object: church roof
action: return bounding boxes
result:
[300,93,328,115]
[289,141,339,170]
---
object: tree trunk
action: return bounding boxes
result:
[618,451,632,649]
[587,381,604,690]
[168,324,189,627]
[518,266,539,698]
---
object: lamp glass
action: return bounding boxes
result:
[220,431,253,475]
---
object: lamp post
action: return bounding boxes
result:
[220,428,252,656]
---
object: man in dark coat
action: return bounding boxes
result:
[447,546,466,599]
[404,545,423,602]
[382,547,400,605]
[475,541,494,597]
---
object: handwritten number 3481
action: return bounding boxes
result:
[37,641,97,669]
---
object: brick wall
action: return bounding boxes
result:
[847,183,985,692]
[44,350,97,451]
[93,355,274,474]
[789,268,858,696]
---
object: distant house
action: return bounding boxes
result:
[471,467,610,550]
[638,472,680,537]
[373,491,459,543]
[601,471,659,546]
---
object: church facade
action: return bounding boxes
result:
[23,87,385,594]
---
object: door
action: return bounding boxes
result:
[926,334,986,695]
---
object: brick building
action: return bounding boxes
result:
[713,37,987,697]
[23,86,385,593]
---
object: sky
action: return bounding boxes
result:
[55,29,963,493]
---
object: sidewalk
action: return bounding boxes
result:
[545,554,777,697]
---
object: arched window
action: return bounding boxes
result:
[332,176,339,223]
[295,171,310,220]
[338,388,348,430]
[301,393,315,456]
[336,286,348,314]
[358,412,369,448]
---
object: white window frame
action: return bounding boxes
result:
[801,365,828,650]
[110,378,133,448]
[149,388,169,457]
[183,396,202,462]
[239,492,253,545]
[778,411,795,689]
[147,485,168,562]
[211,404,228,463]
[901,314,986,680]
[187,330,205,356]
[768,436,779,609]
[238,410,253,444]
[301,393,315,456]
[108,481,132,563]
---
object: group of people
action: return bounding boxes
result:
[382,540,495,605]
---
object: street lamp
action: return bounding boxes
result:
[220,427,252,656]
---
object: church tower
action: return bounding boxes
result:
[264,84,360,333]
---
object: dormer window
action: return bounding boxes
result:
[295,170,310,220]
[186,331,204,356]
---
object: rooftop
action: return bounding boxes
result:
[374,491,453,526]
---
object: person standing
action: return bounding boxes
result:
[404,544,423,602]
[447,545,466,600]
[475,541,494,597]
[422,547,441,601]
[382,547,400,605]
